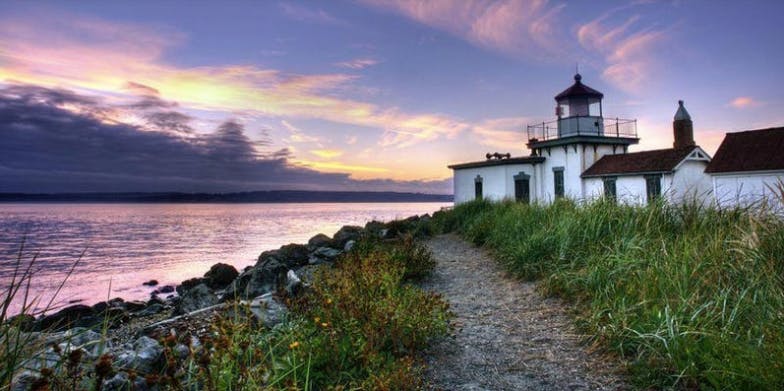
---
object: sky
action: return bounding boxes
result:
[1,0,782,194]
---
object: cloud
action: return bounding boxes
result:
[576,11,667,93]
[311,149,345,159]
[471,117,528,150]
[0,84,451,194]
[281,120,320,143]
[0,11,463,148]
[728,96,759,109]
[279,3,345,25]
[335,58,380,70]
[360,0,568,60]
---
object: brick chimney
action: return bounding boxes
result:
[673,100,695,149]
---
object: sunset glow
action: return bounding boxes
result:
[1,1,782,193]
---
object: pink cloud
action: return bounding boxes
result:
[334,58,380,70]
[361,0,567,60]
[576,12,667,93]
[728,96,758,109]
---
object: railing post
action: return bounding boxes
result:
[616,117,619,137]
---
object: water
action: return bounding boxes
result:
[0,202,450,313]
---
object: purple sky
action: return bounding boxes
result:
[1,1,782,194]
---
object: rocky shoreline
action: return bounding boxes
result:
[7,214,434,390]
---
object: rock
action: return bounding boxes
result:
[203,263,239,289]
[124,301,147,312]
[364,220,386,237]
[307,233,333,249]
[115,336,163,374]
[142,280,159,287]
[153,285,175,295]
[344,240,356,252]
[310,247,341,263]
[248,293,287,328]
[58,327,108,358]
[136,303,164,317]
[285,270,302,296]
[92,301,110,313]
[108,298,125,307]
[276,243,310,267]
[6,314,36,332]
[38,304,96,331]
[246,260,287,298]
[332,225,363,248]
[176,277,206,295]
[148,295,164,306]
[175,284,217,315]
[11,370,37,391]
[173,344,190,360]
[102,372,131,391]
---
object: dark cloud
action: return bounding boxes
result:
[0,84,451,194]
[144,111,193,134]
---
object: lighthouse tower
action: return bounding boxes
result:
[526,74,639,200]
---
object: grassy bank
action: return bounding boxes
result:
[432,199,784,390]
[1,234,451,390]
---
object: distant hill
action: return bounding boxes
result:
[0,190,453,203]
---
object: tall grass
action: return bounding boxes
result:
[433,198,784,389]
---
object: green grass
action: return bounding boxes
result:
[432,198,784,390]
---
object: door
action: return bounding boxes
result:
[514,177,530,203]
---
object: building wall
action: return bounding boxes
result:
[453,164,537,204]
[668,160,712,204]
[584,174,674,205]
[712,171,784,209]
[539,143,621,202]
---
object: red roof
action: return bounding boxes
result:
[582,147,697,177]
[705,127,784,173]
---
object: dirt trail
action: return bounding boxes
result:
[421,234,626,391]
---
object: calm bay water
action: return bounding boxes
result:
[0,202,450,312]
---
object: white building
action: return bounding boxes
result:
[706,127,784,209]
[449,74,713,205]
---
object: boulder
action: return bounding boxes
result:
[246,259,288,298]
[175,284,217,315]
[136,303,164,317]
[124,301,147,312]
[114,336,163,374]
[57,327,107,358]
[6,314,36,332]
[38,304,96,331]
[332,225,363,248]
[344,240,356,252]
[102,372,131,391]
[309,247,341,264]
[203,263,239,289]
[276,243,310,267]
[307,233,333,249]
[142,280,159,287]
[285,270,302,296]
[154,285,175,294]
[248,293,287,328]
[364,220,386,237]
[176,277,206,295]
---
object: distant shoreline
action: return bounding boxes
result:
[0,190,453,203]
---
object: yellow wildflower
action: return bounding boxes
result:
[289,341,300,349]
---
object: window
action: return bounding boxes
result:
[645,174,662,203]
[553,167,565,198]
[603,177,617,201]
[514,172,530,203]
[474,175,483,199]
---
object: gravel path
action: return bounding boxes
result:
[422,234,626,391]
